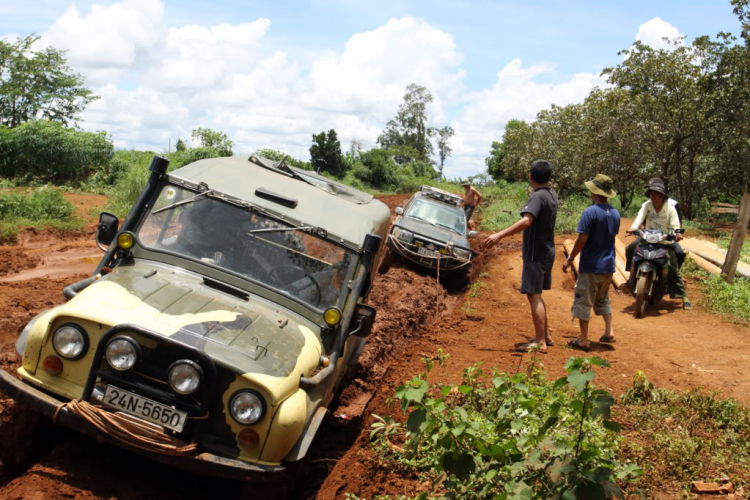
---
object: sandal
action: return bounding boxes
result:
[683,300,693,310]
[516,343,547,353]
[568,338,591,352]
[599,335,616,343]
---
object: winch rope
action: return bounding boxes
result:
[386,234,472,269]
[55,399,198,456]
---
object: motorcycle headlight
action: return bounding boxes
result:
[393,227,413,243]
[230,390,266,425]
[452,248,471,260]
[52,324,89,360]
[168,360,202,395]
[644,233,662,244]
[105,336,140,371]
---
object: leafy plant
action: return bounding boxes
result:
[365,356,641,500]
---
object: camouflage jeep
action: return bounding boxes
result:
[0,154,389,489]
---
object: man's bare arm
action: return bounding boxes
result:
[562,232,588,272]
[483,213,534,249]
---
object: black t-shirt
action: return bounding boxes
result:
[521,187,558,262]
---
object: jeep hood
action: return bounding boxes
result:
[397,217,470,248]
[59,262,322,378]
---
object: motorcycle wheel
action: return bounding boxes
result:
[634,274,651,318]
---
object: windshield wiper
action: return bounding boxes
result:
[408,215,437,226]
[435,222,463,234]
[152,190,213,214]
[247,226,314,234]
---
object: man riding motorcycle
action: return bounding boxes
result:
[625,178,692,310]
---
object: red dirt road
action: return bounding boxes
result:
[0,192,748,500]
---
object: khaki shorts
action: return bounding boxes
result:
[571,273,613,320]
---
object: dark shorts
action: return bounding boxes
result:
[464,205,475,221]
[521,258,554,294]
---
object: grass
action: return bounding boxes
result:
[681,259,750,323]
[617,372,750,496]
[479,182,645,235]
[0,186,79,245]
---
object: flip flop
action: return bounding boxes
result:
[516,343,547,354]
[683,300,693,310]
[568,338,591,352]
[527,337,555,346]
[599,335,616,343]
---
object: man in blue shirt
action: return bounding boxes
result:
[562,174,620,351]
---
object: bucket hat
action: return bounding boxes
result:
[584,174,617,198]
[644,178,667,197]
[461,180,471,186]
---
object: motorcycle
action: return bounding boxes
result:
[628,228,685,318]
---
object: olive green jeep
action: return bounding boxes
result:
[0,155,389,487]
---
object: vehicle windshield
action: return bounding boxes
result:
[405,199,465,235]
[138,185,357,310]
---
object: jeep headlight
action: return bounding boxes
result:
[230,390,266,425]
[452,248,471,260]
[168,360,202,395]
[392,227,413,243]
[52,324,89,360]
[105,336,140,371]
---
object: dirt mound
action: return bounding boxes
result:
[0,249,40,277]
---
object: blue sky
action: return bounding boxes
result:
[0,0,742,177]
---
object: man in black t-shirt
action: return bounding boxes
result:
[483,160,559,352]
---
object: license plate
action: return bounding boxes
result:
[417,247,439,258]
[103,385,187,433]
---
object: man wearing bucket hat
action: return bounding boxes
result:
[626,177,691,309]
[562,174,620,351]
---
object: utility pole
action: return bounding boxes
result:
[168,137,171,153]
[722,185,750,284]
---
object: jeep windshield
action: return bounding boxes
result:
[406,199,466,235]
[137,185,356,310]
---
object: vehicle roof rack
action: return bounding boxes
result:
[419,185,463,207]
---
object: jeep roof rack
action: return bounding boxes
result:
[419,185,463,207]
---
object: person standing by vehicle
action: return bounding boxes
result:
[483,160,558,352]
[562,174,620,351]
[626,178,692,310]
[462,181,482,227]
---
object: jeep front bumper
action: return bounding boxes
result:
[0,369,287,483]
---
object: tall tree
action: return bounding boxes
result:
[603,39,711,218]
[310,129,347,177]
[377,83,436,163]
[191,127,233,156]
[436,125,454,180]
[486,119,526,182]
[0,35,98,128]
[175,138,187,152]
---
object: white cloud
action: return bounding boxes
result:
[43,0,165,76]
[34,0,614,178]
[635,17,684,50]
[448,59,604,178]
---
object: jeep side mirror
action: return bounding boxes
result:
[468,230,478,238]
[349,304,376,338]
[96,212,119,250]
[394,207,403,215]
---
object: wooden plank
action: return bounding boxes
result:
[711,202,740,208]
[723,186,750,284]
[711,207,740,215]
[614,236,628,263]
[687,251,722,275]
[681,240,750,279]
[563,239,580,276]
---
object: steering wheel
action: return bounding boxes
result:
[268,265,322,305]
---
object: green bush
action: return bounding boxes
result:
[364,356,641,500]
[0,120,114,184]
[0,187,77,244]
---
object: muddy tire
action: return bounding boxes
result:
[377,247,395,275]
[0,401,51,476]
[445,268,471,290]
[634,274,651,318]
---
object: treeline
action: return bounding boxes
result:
[486,1,750,219]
